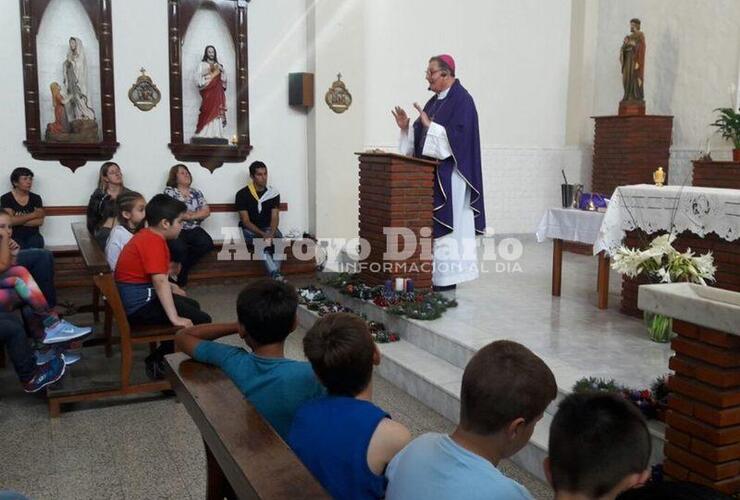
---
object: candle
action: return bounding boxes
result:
[395,277,405,292]
[406,279,414,293]
[384,279,393,293]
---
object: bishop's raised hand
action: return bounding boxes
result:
[391,106,410,130]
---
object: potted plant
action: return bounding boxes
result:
[611,233,717,342]
[711,107,740,161]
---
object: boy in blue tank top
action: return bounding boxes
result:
[175,279,325,439]
[385,340,558,500]
[288,313,411,499]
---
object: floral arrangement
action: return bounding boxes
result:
[572,375,669,420]
[611,233,717,342]
[611,233,717,285]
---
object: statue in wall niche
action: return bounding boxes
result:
[46,37,98,142]
[192,45,228,144]
[64,37,96,121]
[620,18,645,103]
[45,82,69,136]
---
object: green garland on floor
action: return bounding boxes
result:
[323,273,457,321]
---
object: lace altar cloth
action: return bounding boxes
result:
[594,184,740,255]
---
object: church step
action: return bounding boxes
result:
[320,286,477,370]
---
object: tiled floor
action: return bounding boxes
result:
[0,281,552,499]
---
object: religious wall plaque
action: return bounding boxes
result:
[325,74,352,114]
[128,68,161,112]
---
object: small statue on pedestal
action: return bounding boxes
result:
[619,18,646,116]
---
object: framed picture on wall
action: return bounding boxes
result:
[168,0,252,172]
[19,0,118,171]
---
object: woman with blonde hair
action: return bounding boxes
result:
[86,162,131,248]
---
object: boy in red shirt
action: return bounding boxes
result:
[115,194,211,379]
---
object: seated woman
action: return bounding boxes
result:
[163,164,214,286]
[0,167,45,249]
[86,162,131,248]
[0,211,91,346]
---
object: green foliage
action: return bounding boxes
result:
[711,107,740,148]
[572,377,622,394]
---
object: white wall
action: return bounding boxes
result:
[309,0,366,240]
[310,0,580,237]
[0,0,310,246]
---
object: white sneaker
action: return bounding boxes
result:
[61,351,82,365]
[43,320,92,345]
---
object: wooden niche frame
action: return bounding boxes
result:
[19,0,118,171]
[168,0,252,172]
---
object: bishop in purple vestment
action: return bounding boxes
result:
[394,55,486,290]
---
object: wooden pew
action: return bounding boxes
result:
[47,222,179,417]
[47,203,317,290]
[165,352,330,500]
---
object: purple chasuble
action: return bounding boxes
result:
[412,79,486,238]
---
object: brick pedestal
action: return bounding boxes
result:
[620,230,740,317]
[664,319,740,495]
[356,152,436,290]
[692,160,740,189]
[591,115,673,197]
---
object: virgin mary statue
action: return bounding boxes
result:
[63,37,96,121]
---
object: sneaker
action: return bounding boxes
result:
[42,320,92,345]
[35,347,57,365]
[23,356,66,393]
[61,351,82,365]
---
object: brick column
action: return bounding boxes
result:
[664,319,740,495]
[357,153,436,290]
[591,116,673,197]
[692,160,740,189]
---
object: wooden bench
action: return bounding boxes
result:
[46,203,317,290]
[165,351,330,500]
[46,222,180,417]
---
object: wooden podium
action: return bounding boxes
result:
[356,152,437,290]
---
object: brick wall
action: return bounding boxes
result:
[591,116,673,197]
[692,161,740,190]
[663,319,740,495]
[357,154,435,290]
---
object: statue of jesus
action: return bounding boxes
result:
[193,45,227,140]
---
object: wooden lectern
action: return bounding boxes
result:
[356,152,437,290]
